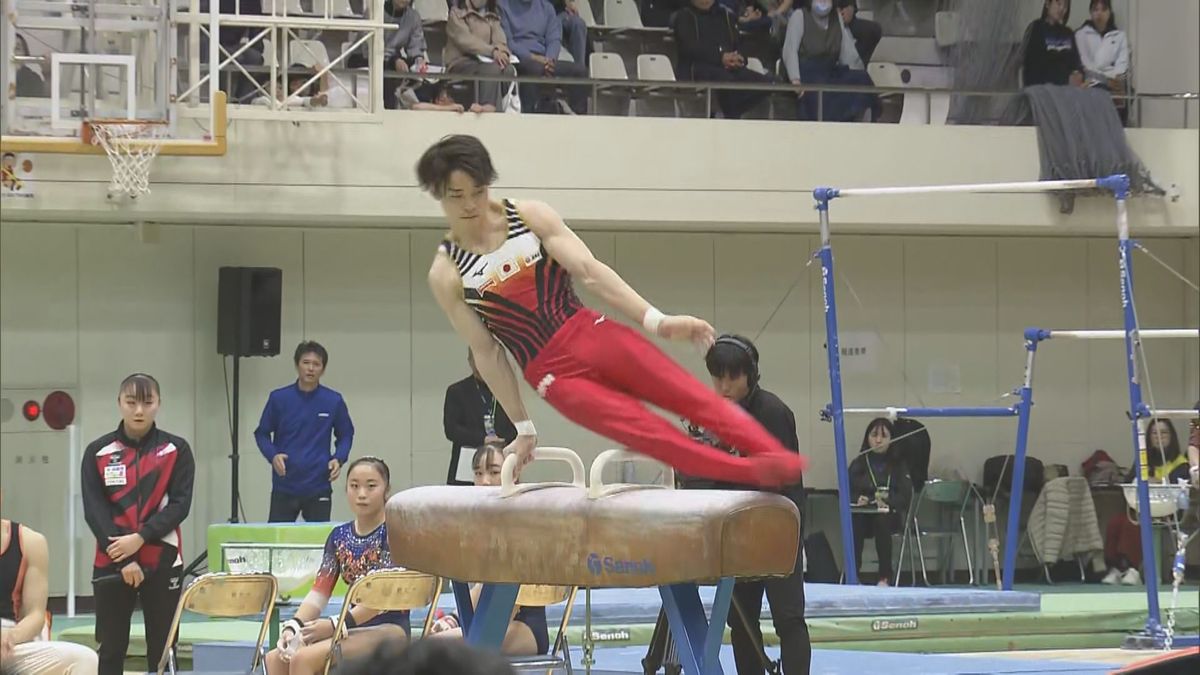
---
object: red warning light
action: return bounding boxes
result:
[43,391,76,430]
[22,400,41,422]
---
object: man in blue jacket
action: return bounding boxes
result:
[255,341,355,522]
[499,0,589,114]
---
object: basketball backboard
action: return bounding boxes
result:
[1,0,224,156]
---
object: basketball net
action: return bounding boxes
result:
[85,121,167,199]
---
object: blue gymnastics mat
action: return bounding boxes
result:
[583,645,1113,675]
[427,583,1042,625]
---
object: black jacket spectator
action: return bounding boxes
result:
[674,0,740,76]
[443,375,516,484]
[846,13,882,65]
[1023,18,1083,86]
[672,0,770,119]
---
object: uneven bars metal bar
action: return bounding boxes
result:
[840,406,1017,418]
[1138,409,1199,419]
[1032,329,1199,340]
[825,178,1103,199]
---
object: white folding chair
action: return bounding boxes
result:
[603,0,643,28]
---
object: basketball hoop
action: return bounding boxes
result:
[82,119,169,199]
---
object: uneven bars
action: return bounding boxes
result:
[1030,329,1199,340]
[815,177,1120,201]
[840,406,1017,418]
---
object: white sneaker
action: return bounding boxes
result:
[1101,568,1122,585]
[1121,568,1142,585]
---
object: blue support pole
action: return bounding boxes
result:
[452,581,474,630]
[703,578,734,669]
[814,187,858,585]
[1114,195,1163,638]
[1003,333,1040,590]
[460,582,520,649]
[659,579,733,675]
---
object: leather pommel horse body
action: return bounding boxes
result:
[386,448,800,675]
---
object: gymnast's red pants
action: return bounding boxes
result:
[524,307,805,486]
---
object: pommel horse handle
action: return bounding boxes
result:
[500,446,587,498]
[588,449,675,499]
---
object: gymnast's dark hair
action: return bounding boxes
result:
[294,340,328,367]
[859,417,897,459]
[119,373,160,402]
[415,135,498,199]
[1041,0,1071,24]
[1086,0,1116,32]
[346,456,391,486]
[705,334,760,388]
[341,639,516,675]
[1144,418,1180,466]
[472,443,506,472]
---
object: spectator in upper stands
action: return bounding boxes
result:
[216,0,265,103]
[253,64,338,109]
[254,63,365,110]
[640,0,682,28]
[392,79,500,113]
[500,0,590,114]
[1021,0,1084,88]
[1076,0,1128,86]
[782,0,875,121]
[737,0,792,42]
[446,0,519,111]
[672,0,771,120]
[12,34,46,97]
[1075,0,1129,120]
[734,0,792,70]
[837,0,882,66]
[384,0,430,109]
[551,0,589,65]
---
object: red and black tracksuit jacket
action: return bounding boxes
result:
[81,424,195,574]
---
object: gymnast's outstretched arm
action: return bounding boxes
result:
[429,253,536,458]
[516,199,715,349]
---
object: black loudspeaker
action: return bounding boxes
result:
[217,267,282,357]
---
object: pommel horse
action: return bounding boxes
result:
[386,448,800,675]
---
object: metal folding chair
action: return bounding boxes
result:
[323,569,441,675]
[157,572,278,675]
[508,584,578,674]
[899,478,974,585]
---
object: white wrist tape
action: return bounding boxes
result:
[515,420,537,437]
[642,307,666,335]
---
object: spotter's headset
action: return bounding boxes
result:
[712,334,760,390]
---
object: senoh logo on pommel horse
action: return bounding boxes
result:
[586,553,655,576]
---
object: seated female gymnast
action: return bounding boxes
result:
[424,443,551,657]
[266,457,409,675]
[418,134,806,488]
